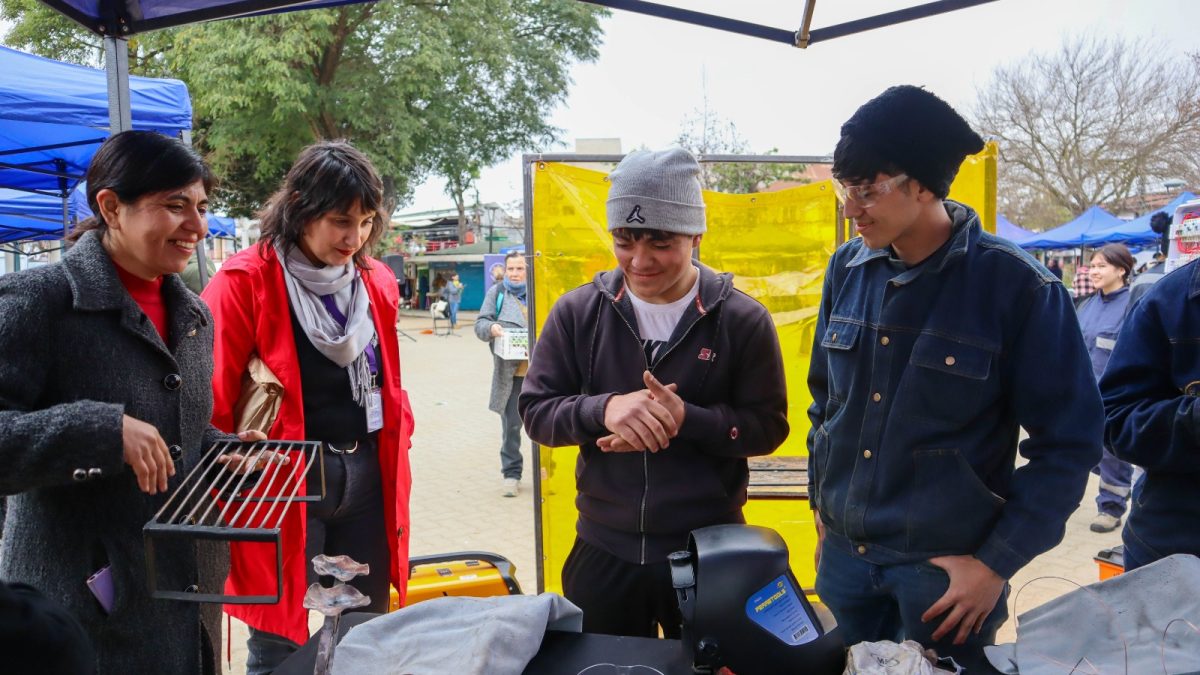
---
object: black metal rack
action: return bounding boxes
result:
[144,439,324,604]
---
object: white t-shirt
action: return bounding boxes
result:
[627,274,700,366]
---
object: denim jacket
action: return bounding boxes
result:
[807,202,1103,579]
[1100,260,1200,568]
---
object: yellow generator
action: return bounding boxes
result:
[391,551,523,611]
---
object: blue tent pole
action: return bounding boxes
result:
[104,36,132,133]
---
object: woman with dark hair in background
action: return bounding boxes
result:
[1076,243,1136,533]
[202,140,414,674]
[0,130,257,673]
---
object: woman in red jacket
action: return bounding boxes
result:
[202,141,414,674]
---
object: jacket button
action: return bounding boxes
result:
[830,332,838,341]
[944,356,956,366]
[73,468,87,482]
[163,373,182,390]
[168,445,183,461]
[872,392,882,402]
[88,468,103,479]
[880,336,889,346]
[729,427,739,440]
[857,545,868,555]
[863,449,872,459]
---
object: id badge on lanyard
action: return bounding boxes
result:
[367,387,384,432]
[366,334,383,433]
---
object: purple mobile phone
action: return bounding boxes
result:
[86,565,114,614]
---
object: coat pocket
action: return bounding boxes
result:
[821,319,862,403]
[910,333,992,380]
[810,424,831,514]
[899,333,998,420]
[906,448,1005,554]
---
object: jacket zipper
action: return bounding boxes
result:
[610,293,711,564]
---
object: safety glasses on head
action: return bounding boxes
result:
[832,174,909,209]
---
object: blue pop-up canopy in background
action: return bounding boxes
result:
[0,45,192,243]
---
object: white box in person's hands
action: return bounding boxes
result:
[493,328,529,360]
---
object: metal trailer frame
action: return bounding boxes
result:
[521,152,841,592]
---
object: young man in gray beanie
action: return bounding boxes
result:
[520,148,789,638]
[807,86,1101,668]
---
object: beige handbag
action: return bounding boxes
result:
[233,355,283,434]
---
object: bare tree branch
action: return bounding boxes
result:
[974,35,1200,229]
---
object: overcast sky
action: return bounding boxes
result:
[403,0,1200,214]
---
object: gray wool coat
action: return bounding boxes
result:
[0,231,228,674]
[474,283,529,413]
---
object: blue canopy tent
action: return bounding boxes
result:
[1019,206,1123,250]
[0,45,191,244]
[0,188,90,245]
[1085,192,1198,247]
[996,214,1034,244]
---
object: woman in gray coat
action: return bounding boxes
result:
[0,132,260,674]
[474,251,529,497]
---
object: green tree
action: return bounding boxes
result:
[675,97,807,194]
[421,0,602,242]
[1,0,605,229]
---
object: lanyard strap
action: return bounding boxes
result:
[319,290,379,379]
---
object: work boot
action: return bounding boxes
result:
[502,478,520,498]
[1090,513,1121,533]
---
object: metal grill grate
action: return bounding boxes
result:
[143,440,324,604]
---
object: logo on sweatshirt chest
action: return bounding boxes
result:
[697,348,716,362]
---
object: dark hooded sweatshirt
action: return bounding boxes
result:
[519,263,789,565]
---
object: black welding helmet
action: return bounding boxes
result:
[669,524,845,675]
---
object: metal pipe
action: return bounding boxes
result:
[578,0,796,45]
[521,155,546,596]
[807,0,999,46]
[104,36,132,134]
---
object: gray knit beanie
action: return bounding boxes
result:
[606,148,706,235]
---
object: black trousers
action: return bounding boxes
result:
[561,537,682,639]
[303,441,391,612]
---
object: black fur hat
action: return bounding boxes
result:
[837,85,984,199]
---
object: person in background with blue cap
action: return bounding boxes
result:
[806,86,1101,668]
[520,148,789,639]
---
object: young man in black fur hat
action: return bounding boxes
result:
[806,85,1102,668]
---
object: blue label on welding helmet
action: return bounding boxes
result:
[745,574,819,645]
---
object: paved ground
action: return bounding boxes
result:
[222,309,1119,670]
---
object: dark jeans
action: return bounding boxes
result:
[1093,446,1133,518]
[500,376,524,480]
[815,539,1008,673]
[246,442,390,675]
[562,537,682,639]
